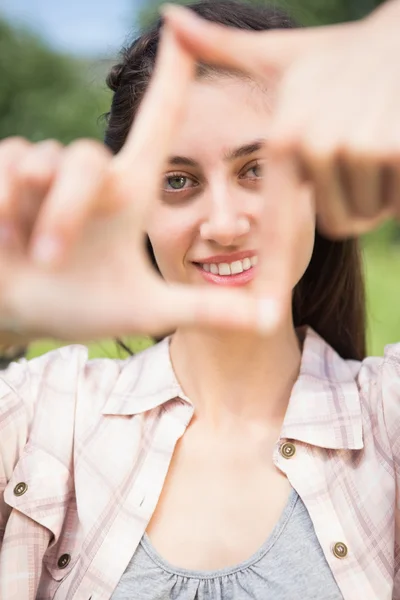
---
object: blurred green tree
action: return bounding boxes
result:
[138,0,387,30]
[0,18,112,143]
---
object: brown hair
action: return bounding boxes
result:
[104,0,366,361]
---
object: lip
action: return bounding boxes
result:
[192,250,257,265]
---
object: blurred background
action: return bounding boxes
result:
[0,0,398,359]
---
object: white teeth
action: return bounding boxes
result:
[218,263,231,276]
[201,256,257,276]
[230,260,243,275]
[210,263,219,275]
[242,257,251,271]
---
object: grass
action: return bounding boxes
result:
[26,234,400,361]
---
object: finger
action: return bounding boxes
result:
[161,3,340,78]
[336,150,382,219]
[255,154,305,330]
[139,282,273,335]
[113,278,285,337]
[379,153,400,219]
[29,140,111,267]
[341,207,393,237]
[16,140,63,241]
[296,148,354,238]
[308,152,391,238]
[111,26,195,230]
[17,140,62,190]
[4,263,274,340]
[0,137,31,245]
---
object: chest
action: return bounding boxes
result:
[146,432,293,570]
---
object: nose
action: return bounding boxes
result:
[200,186,250,246]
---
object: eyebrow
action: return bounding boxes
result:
[167,138,267,168]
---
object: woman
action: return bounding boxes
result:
[0,2,399,599]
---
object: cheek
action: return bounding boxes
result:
[291,186,317,287]
[146,208,196,281]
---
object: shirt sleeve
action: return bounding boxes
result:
[378,342,400,580]
[380,343,400,477]
[0,345,88,547]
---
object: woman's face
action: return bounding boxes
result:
[147,76,316,290]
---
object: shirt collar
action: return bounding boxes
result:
[102,327,363,451]
[280,326,363,451]
[102,336,190,416]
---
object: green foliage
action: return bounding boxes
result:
[138,0,386,30]
[139,0,194,30]
[363,243,400,356]
[272,0,385,26]
[0,19,112,144]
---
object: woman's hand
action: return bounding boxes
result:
[0,29,281,344]
[162,0,400,238]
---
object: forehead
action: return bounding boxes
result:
[168,76,273,162]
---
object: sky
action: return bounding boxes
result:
[0,0,143,57]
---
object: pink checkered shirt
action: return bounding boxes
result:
[0,326,399,599]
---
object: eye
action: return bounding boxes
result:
[164,173,198,192]
[239,161,264,180]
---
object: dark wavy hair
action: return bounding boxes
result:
[104,0,366,361]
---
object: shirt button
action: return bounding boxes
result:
[280,442,296,459]
[332,542,348,559]
[13,482,28,496]
[57,554,71,569]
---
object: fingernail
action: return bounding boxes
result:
[257,298,281,333]
[31,235,63,267]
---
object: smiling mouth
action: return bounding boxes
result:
[195,255,258,276]
[193,255,258,286]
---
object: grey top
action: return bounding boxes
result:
[111,487,343,599]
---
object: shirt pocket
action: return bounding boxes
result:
[4,445,73,540]
[4,445,82,587]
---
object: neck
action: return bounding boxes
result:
[169,317,302,431]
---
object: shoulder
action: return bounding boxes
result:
[0,341,152,400]
[0,343,147,446]
[300,327,400,450]
[357,342,400,427]
[338,342,400,459]
[1,341,166,457]
[353,341,400,396]
[0,344,89,397]
[0,344,92,436]
[26,337,172,421]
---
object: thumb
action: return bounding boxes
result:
[161,3,338,78]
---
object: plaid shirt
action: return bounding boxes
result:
[0,326,399,600]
